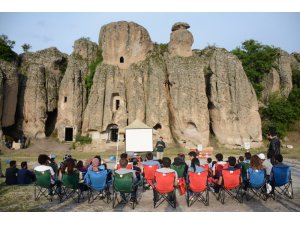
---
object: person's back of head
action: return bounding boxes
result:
[215,153,223,162]
[62,158,76,174]
[250,155,264,170]
[146,152,153,160]
[77,160,84,169]
[132,158,138,166]
[207,157,212,164]
[244,152,251,160]
[191,157,200,172]
[21,161,27,169]
[238,156,244,163]
[162,157,171,168]
[188,151,197,158]
[228,156,236,167]
[10,160,16,168]
[275,154,283,163]
[177,153,185,161]
[119,158,128,168]
[268,127,277,137]
[38,154,50,165]
[120,153,128,159]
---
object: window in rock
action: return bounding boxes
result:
[64,97,67,103]
[120,57,124,63]
[64,127,73,141]
[116,100,120,110]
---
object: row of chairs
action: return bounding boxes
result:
[34,163,293,209]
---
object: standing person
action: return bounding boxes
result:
[267,127,281,165]
[5,160,19,185]
[155,136,166,160]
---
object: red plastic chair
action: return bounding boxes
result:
[215,163,229,178]
[186,171,209,207]
[200,164,209,171]
[218,169,243,204]
[153,171,176,208]
[142,164,159,190]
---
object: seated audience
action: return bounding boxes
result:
[217,156,240,188]
[17,161,36,185]
[142,152,161,168]
[241,152,251,181]
[115,158,138,203]
[212,153,228,176]
[235,156,244,169]
[132,158,141,181]
[207,157,213,169]
[257,153,272,181]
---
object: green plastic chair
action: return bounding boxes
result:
[112,172,136,209]
[171,164,185,178]
[60,171,83,203]
[34,170,53,201]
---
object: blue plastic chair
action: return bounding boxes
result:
[84,170,111,203]
[245,168,267,201]
[270,166,293,200]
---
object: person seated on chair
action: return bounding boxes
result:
[5,160,19,185]
[188,151,198,166]
[244,155,266,189]
[207,157,213,170]
[155,157,178,201]
[241,152,251,182]
[257,153,272,181]
[115,158,138,202]
[177,153,189,174]
[212,153,228,177]
[187,158,205,183]
[17,161,36,185]
[215,156,240,192]
[235,156,244,169]
[172,156,188,178]
[88,155,106,171]
[59,158,83,180]
[34,154,60,194]
[77,160,87,173]
[142,152,161,168]
[132,158,141,181]
[49,154,58,178]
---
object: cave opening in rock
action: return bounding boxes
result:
[120,56,124,63]
[45,109,57,137]
[64,127,73,141]
[153,123,162,130]
[116,99,120,110]
[107,124,119,142]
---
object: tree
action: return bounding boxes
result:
[21,43,32,53]
[0,34,18,62]
[232,39,279,98]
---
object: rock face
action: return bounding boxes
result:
[203,48,262,147]
[168,22,193,57]
[18,48,67,138]
[0,60,19,136]
[99,21,153,69]
[262,50,295,102]
[56,39,98,141]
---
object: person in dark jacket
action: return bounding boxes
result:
[267,127,281,165]
[17,161,36,185]
[5,160,19,185]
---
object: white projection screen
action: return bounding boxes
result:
[125,128,153,152]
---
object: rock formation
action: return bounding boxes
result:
[17,48,67,138]
[168,22,193,58]
[201,47,262,147]
[0,60,19,137]
[262,50,295,102]
[56,38,98,141]
[99,21,153,69]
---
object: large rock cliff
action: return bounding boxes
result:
[17,48,67,138]
[0,60,19,137]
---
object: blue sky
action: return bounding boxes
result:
[0,13,300,55]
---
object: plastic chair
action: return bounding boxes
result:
[245,168,267,201]
[153,171,176,208]
[215,163,229,178]
[142,164,159,190]
[186,171,209,207]
[112,172,137,209]
[60,171,84,203]
[34,170,56,201]
[270,166,293,200]
[84,170,111,204]
[218,169,243,204]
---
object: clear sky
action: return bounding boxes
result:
[1,12,300,55]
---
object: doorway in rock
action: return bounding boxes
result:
[107,124,119,142]
[45,109,57,137]
[64,127,73,141]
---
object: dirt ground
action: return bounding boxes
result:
[0,138,299,212]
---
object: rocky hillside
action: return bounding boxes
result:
[1,21,299,148]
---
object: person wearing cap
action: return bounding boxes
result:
[267,127,281,165]
[155,136,166,160]
[257,153,273,181]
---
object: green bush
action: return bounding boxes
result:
[231,39,279,98]
[84,49,103,94]
[262,93,300,138]
[75,134,92,144]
